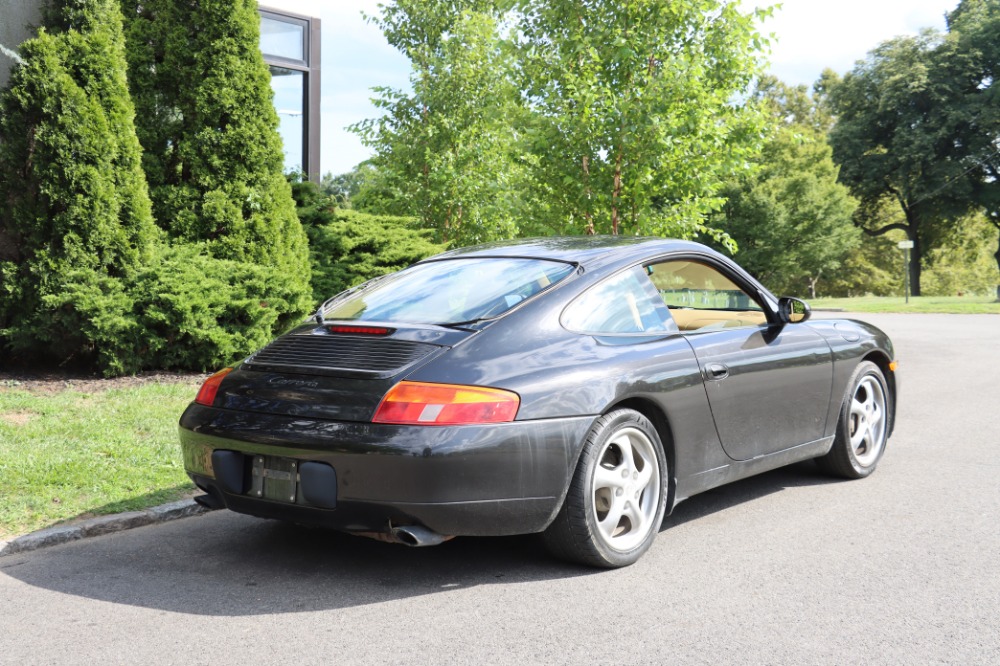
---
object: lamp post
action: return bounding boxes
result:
[898,240,914,303]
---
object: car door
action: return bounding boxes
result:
[645,258,833,461]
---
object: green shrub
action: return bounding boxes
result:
[922,214,1000,297]
[129,244,307,371]
[0,0,157,373]
[289,174,338,229]
[292,183,445,301]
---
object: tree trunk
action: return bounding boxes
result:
[993,223,1000,302]
[879,192,925,296]
[909,233,922,297]
[582,155,594,235]
[808,269,822,299]
[611,149,622,235]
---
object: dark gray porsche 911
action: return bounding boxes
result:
[180,236,897,567]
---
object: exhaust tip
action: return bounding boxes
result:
[390,525,452,547]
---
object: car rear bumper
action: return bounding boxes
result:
[179,404,594,536]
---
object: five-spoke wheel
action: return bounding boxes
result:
[818,361,891,478]
[591,426,661,552]
[543,409,667,568]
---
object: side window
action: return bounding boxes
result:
[646,260,768,332]
[562,266,676,335]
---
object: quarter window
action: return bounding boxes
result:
[562,267,674,335]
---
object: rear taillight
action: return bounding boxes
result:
[373,381,520,425]
[195,368,233,406]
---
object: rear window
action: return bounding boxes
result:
[321,257,575,326]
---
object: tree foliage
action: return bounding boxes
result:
[351,1,524,245]
[0,0,157,373]
[922,212,1000,296]
[0,0,318,375]
[714,78,860,297]
[823,235,903,298]
[936,0,1000,299]
[121,0,311,314]
[826,1,1000,297]
[354,0,771,243]
[825,34,975,296]
[516,0,769,239]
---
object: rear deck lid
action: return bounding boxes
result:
[217,323,469,421]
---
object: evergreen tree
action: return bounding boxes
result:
[121,0,311,314]
[0,0,157,373]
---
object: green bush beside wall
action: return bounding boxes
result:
[291,179,446,303]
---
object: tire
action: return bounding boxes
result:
[543,409,668,568]
[816,361,891,479]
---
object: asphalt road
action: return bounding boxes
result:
[1,313,998,665]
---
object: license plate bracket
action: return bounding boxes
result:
[248,455,299,503]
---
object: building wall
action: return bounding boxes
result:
[0,0,43,89]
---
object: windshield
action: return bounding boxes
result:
[322,257,576,326]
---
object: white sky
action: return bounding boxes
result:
[262,0,959,176]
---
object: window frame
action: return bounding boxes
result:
[259,7,321,181]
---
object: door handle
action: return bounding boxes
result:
[705,363,729,380]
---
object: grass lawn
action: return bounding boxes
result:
[0,377,202,538]
[810,295,1000,314]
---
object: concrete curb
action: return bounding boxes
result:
[0,499,214,557]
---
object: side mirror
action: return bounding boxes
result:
[778,297,811,324]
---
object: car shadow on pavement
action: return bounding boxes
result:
[0,460,841,617]
[661,460,841,530]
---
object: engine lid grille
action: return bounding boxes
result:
[243,333,439,378]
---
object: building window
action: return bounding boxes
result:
[261,15,305,61]
[259,7,320,181]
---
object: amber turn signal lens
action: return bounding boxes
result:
[373,381,520,425]
[888,361,898,372]
[195,368,233,407]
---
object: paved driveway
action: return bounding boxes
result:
[1,313,998,664]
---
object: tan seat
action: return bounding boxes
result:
[669,308,767,331]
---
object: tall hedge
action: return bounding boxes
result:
[121,0,311,320]
[0,0,157,373]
